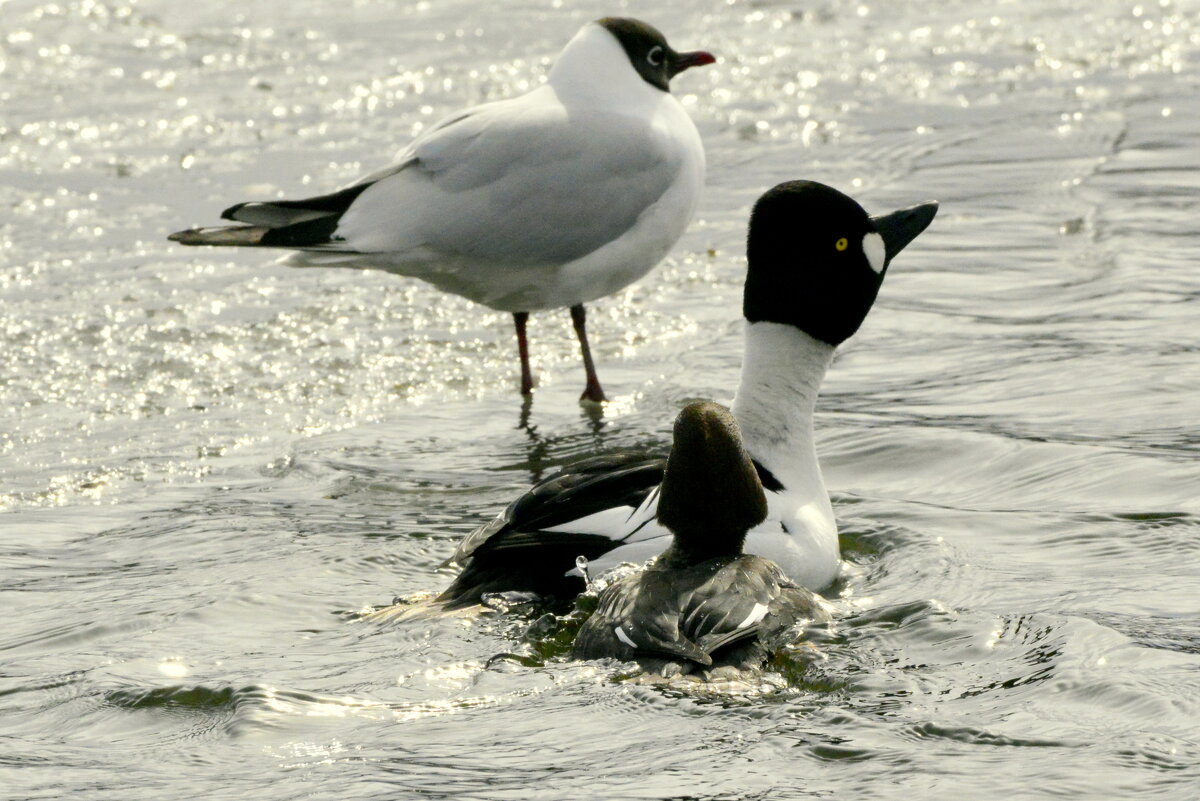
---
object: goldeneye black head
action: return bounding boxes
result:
[657,402,768,564]
[744,180,938,346]
[597,17,715,92]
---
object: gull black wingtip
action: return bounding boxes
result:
[871,200,939,264]
[220,202,249,221]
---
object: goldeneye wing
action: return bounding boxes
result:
[435,452,667,608]
[437,456,798,608]
[447,452,667,563]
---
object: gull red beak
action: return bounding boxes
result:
[671,50,717,77]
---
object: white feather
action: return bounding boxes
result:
[736,603,770,630]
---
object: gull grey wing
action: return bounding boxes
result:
[169,106,485,250]
[225,104,485,225]
[334,102,684,265]
[217,106,486,230]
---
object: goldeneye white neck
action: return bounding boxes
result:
[731,321,834,499]
[548,24,663,108]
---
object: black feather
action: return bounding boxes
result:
[434,533,615,610]
[258,214,345,248]
[167,181,379,250]
[445,451,666,567]
[221,182,373,222]
[434,451,667,609]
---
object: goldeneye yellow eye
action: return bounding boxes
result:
[835,237,848,251]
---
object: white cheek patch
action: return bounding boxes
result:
[863,232,886,274]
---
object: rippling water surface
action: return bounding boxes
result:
[2,0,1198,798]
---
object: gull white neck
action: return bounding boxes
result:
[731,321,834,501]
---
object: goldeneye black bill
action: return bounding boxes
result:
[670,50,716,77]
[871,200,939,266]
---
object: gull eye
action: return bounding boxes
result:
[835,237,849,252]
[647,46,665,67]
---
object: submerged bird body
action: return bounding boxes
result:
[574,552,824,676]
[438,181,939,607]
[572,402,829,677]
[169,18,713,400]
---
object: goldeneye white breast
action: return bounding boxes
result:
[168,17,714,402]
[435,180,938,608]
[572,401,831,679]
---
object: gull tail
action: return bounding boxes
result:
[167,182,371,252]
[168,225,272,246]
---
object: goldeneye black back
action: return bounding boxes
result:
[572,402,828,678]
[744,180,938,345]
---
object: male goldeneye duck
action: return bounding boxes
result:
[435,180,938,608]
[572,402,829,678]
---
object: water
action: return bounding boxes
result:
[2,0,1198,798]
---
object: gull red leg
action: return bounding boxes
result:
[570,304,606,403]
[513,311,534,395]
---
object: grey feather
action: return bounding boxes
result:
[335,102,682,266]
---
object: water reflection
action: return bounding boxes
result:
[2,0,1199,799]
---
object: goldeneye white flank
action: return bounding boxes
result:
[168,18,714,402]
[436,180,938,607]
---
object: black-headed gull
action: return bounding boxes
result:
[435,181,939,607]
[169,18,714,402]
